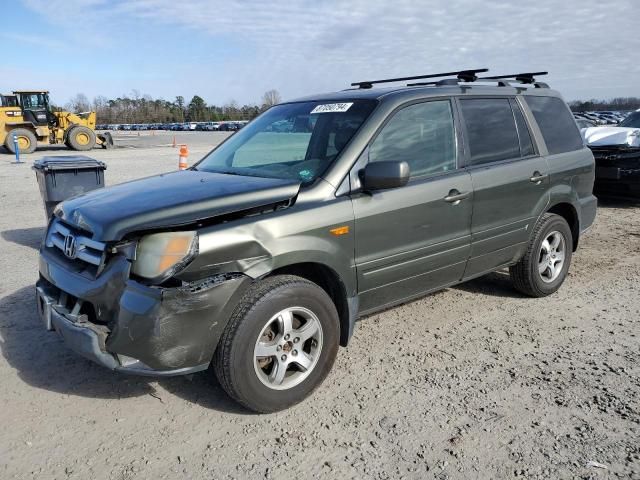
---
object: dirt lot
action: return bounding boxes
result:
[0,136,639,479]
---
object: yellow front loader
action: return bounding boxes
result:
[0,91,113,154]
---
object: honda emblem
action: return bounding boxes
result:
[63,234,77,259]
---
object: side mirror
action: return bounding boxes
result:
[361,161,410,191]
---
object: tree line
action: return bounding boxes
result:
[61,89,282,124]
[568,97,640,112]
[59,90,639,123]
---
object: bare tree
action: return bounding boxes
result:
[92,95,111,122]
[66,93,91,113]
[261,89,282,109]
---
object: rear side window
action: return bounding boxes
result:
[459,98,520,165]
[525,96,583,154]
[369,100,456,178]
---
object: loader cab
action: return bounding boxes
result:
[13,90,56,126]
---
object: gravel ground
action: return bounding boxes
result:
[0,138,639,479]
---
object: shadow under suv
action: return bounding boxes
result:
[36,69,597,412]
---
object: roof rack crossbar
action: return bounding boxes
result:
[351,68,489,89]
[408,78,519,88]
[406,78,458,87]
[479,71,548,84]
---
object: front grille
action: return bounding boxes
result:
[45,220,107,274]
[39,277,110,328]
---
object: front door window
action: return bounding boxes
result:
[368,100,457,178]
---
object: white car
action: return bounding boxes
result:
[583,110,640,148]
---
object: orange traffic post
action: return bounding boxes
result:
[172,135,176,147]
[178,144,189,170]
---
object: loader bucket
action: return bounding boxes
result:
[97,132,114,149]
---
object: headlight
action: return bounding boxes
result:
[132,231,198,281]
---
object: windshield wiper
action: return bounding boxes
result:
[196,167,283,180]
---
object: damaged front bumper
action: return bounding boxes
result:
[591,146,640,197]
[36,251,252,376]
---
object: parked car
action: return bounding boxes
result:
[218,121,242,131]
[575,118,597,129]
[583,109,640,197]
[36,69,596,412]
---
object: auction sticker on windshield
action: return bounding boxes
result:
[311,103,354,114]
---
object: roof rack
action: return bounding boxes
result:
[409,71,551,89]
[351,68,489,89]
[480,71,548,84]
[478,71,549,88]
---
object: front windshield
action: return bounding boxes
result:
[21,93,47,109]
[195,99,377,183]
[619,112,640,128]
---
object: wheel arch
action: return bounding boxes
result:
[546,202,580,251]
[267,262,354,347]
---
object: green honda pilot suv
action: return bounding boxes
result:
[36,70,597,412]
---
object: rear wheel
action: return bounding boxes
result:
[510,213,573,297]
[214,275,340,413]
[67,126,96,151]
[5,128,37,154]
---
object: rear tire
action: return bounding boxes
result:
[510,213,573,297]
[67,126,96,151]
[214,275,340,413]
[5,128,37,154]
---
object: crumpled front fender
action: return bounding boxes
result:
[178,201,357,296]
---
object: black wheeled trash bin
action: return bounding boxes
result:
[33,156,107,219]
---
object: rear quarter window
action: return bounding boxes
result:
[525,96,584,155]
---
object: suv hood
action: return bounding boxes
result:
[56,170,301,241]
[583,126,640,148]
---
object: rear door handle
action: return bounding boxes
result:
[530,172,549,184]
[444,190,470,205]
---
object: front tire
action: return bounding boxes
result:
[214,275,340,413]
[67,126,96,151]
[510,213,573,297]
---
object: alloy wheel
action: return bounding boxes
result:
[538,231,566,283]
[253,307,323,390]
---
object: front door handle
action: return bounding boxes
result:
[444,189,470,205]
[530,172,549,184]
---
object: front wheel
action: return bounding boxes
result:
[510,213,573,297]
[214,275,340,413]
[67,126,96,151]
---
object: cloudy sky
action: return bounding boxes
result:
[1,0,638,106]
